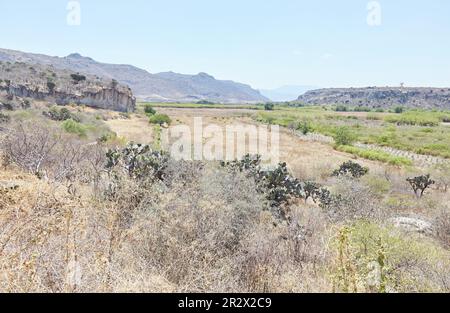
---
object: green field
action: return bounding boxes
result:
[256,107,450,159]
[138,102,263,110]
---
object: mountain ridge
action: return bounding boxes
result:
[260,85,318,102]
[297,87,450,109]
[0,48,268,103]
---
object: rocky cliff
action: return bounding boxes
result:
[0,61,135,112]
[0,48,268,103]
[297,87,450,109]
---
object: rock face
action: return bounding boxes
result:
[297,87,450,109]
[0,61,135,112]
[0,48,268,103]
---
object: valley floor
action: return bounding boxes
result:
[0,104,449,293]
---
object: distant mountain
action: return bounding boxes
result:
[297,87,450,109]
[260,85,318,102]
[0,48,268,103]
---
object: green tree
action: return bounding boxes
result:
[264,103,274,111]
[149,114,172,126]
[47,80,56,93]
[407,174,435,198]
[394,106,404,114]
[70,73,86,84]
[144,104,156,115]
[333,161,369,178]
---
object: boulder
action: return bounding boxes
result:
[390,216,433,235]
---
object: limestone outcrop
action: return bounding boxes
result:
[0,61,135,112]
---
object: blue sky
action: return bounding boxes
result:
[1,0,449,89]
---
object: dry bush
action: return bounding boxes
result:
[0,138,448,293]
[234,205,332,292]
[0,158,337,293]
[109,167,268,292]
[1,121,106,187]
[434,206,450,248]
[324,177,386,222]
[0,173,78,292]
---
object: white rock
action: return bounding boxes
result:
[390,216,433,235]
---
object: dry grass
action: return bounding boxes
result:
[0,107,449,293]
[105,116,154,144]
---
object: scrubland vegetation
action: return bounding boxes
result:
[0,103,449,293]
[257,107,450,160]
[139,102,262,110]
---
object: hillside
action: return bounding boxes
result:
[0,61,136,112]
[0,48,268,103]
[297,87,450,109]
[260,85,318,102]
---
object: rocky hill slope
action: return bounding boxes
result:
[0,48,268,103]
[0,61,136,112]
[297,87,450,109]
[260,85,318,102]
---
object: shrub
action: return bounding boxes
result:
[0,112,10,123]
[111,79,119,89]
[44,107,79,122]
[149,114,171,126]
[264,103,275,111]
[70,73,86,84]
[406,174,435,198]
[333,161,369,178]
[221,154,262,176]
[333,126,358,146]
[222,156,303,217]
[297,120,313,135]
[106,143,170,181]
[143,104,156,115]
[394,106,404,114]
[362,175,391,196]
[46,80,56,93]
[62,119,87,137]
[97,132,117,143]
[261,162,302,210]
[331,221,450,293]
[1,122,102,181]
[303,181,322,202]
[434,208,450,248]
[335,105,348,112]
[321,178,383,222]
